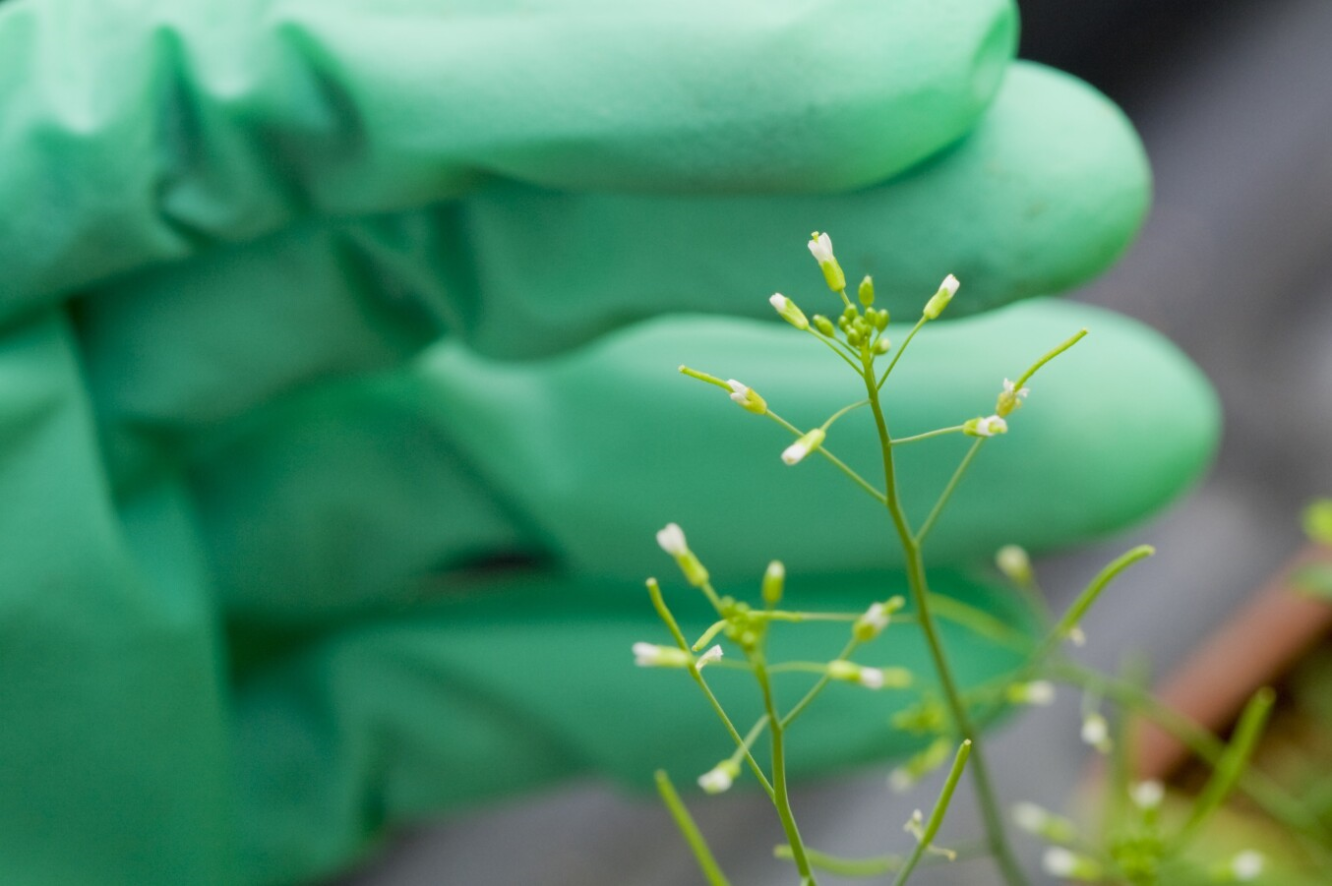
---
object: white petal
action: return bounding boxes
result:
[1130,780,1164,810]
[1232,851,1264,880]
[656,523,688,556]
[781,441,808,465]
[1042,847,1078,877]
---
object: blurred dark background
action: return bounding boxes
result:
[338,1,1332,882]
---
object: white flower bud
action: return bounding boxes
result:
[996,377,1030,417]
[1231,850,1264,881]
[1042,847,1102,881]
[698,760,740,795]
[655,523,688,556]
[769,293,809,330]
[1081,712,1112,752]
[807,231,846,292]
[854,602,891,640]
[726,379,767,415]
[1129,779,1164,810]
[1007,681,1055,706]
[633,643,692,668]
[1013,802,1080,844]
[655,523,709,587]
[995,545,1032,585]
[923,274,959,320]
[781,428,826,465]
[964,415,1008,437]
[694,644,724,670]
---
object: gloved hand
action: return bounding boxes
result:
[0,1,1217,884]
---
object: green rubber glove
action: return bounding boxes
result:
[0,1,1217,884]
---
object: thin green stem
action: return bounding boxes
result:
[766,411,886,505]
[780,638,859,729]
[775,840,987,877]
[655,770,733,886]
[753,652,818,884]
[821,399,869,431]
[877,317,927,390]
[859,354,1029,886]
[1013,329,1087,390]
[894,426,964,445]
[1174,688,1274,850]
[647,580,776,799]
[914,439,986,546]
[892,740,972,886]
[806,329,861,371]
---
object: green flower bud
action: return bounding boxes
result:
[923,274,959,320]
[858,275,875,306]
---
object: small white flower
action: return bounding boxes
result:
[656,523,688,556]
[807,232,846,292]
[863,602,890,631]
[995,545,1032,585]
[923,274,960,320]
[1013,802,1080,843]
[725,379,767,415]
[807,232,835,265]
[857,667,886,689]
[1012,802,1051,835]
[633,642,691,669]
[1129,779,1164,810]
[973,415,1008,437]
[1008,680,1055,706]
[695,644,724,670]
[888,768,914,793]
[1067,625,1087,646]
[1003,378,1030,399]
[1231,850,1264,881]
[781,428,826,466]
[903,808,925,840]
[697,760,739,795]
[769,292,810,330]
[854,602,891,640]
[1081,712,1111,751]
[1042,847,1080,878]
[1042,847,1102,880]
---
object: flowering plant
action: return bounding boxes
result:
[634,233,1297,885]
